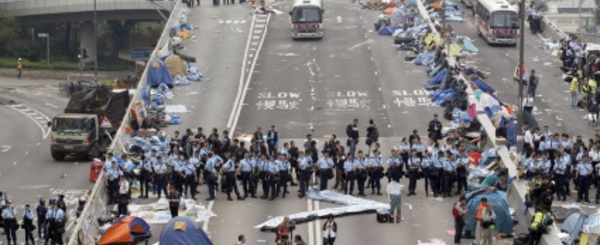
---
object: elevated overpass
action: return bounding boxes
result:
[0,0,176,63]
[0,0,173,24]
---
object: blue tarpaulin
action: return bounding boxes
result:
[378,26,393,35]
[465,191,514,235]
[147,59,173,88]
[507,118,517,147]
[427,68,447,86]
[473,79,493,92]
[160,216,213,245]
[462,37,479,53]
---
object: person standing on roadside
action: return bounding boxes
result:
[167,185,180,218]
[17,58,22,79]
[23,204,35,245]
[528,69,539,98]
[570,75,580,108]
[2,200,17,245]
[346,119,359,156]
[267,125,280,157]
[452,196,467,245]
[322,214,338,245]
[366,119,379,152]
[428,114,442,143]
[386,177,402,223]
[36,199,47,240]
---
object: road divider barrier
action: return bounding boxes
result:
[67,1,185,244]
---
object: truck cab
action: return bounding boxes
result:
[49,87,129,161]
[49,114,103,161]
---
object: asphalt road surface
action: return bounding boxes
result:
[0,79,93,243]
[204,0,457,245]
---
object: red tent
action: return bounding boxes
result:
[98,216,151,245]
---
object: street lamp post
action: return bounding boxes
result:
[94,0,98,82]
[517,0,526,154]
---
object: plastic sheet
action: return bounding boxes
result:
[254,188,389,231]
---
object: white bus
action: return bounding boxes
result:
[289,0,324,39]
[474,0,519,45]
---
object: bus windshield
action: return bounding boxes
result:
[292,7,322,23]
[490,11,518,29]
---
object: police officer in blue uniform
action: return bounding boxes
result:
[240,152,254,198]
[204,152,220,201]
[442,153,456,198]
[355,150,367,196]
[318,150,335,191]
[276,154,291,198]
[369,149,383,195]
[267,157,280,200]
[344,153,358,195]
[153,156,168,198]
[298,151,312,198]
[431,151,444,197]
[106,161,122,204]
[37,198,47,239]
[137,155,153,199]
[407,151,420,196]
[182,156,197,199]
[259,155,271,199]
[23,204,35,245]
[170,150,185,194]
[222,156,244,201]
[421,151,432,197]
[386,149,403,182]
[455,149,469,195]
[577,155,593,203]
[2,200,17,245]
[554,151,568,201]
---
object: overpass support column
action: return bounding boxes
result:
[79,22,96,63]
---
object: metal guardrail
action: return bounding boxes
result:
[66,1,184,244]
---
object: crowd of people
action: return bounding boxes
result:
[104,115,490,213]
[559,35,599,116]
[0,192,74,245]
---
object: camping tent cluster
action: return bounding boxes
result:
[98,216,213,245]
[463,188,514,236]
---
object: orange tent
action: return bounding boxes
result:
[98,216,151,245]
[429,1,442,9]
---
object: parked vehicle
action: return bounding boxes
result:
[49,86,130,161]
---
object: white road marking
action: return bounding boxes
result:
[229,14,271,135]
[1,145,11,152]
[7,104,51,139]
[315,200,321,240]
[307,198,314,245]
[218,19,224,24]
[227,14,257,129]
[226,20,232,24]
[44,103,59,109]
[241,20,247,24]
[233,20,240,24]
[336,16,343,23]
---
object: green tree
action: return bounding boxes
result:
[0,17,19,56]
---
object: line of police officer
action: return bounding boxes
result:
[102,127,477,207]
[0,196,66,245]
